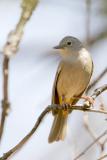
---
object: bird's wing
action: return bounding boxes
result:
[72,59,94,105]
[51,58,93,105]
[51,62,63,104]
[85,59,94,92]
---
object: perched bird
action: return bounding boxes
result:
[48,36,93,143]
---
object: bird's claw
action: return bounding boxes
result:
[83,96,95,108]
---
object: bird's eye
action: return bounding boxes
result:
[67,41,72,45]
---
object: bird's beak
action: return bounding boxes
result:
[53,44,65,49]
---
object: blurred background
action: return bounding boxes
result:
[0,0,107,159]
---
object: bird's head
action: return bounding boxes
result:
[54,36,84,59]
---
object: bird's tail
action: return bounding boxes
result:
[48,111,68,143]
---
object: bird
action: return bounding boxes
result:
[48,36,93,143]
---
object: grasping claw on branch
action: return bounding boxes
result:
[0,84,107,160]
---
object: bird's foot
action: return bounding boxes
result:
[62,103,71,116]
[81,95,95,108]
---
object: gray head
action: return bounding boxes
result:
[54,36,84,58]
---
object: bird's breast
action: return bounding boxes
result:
[57,52,92,103]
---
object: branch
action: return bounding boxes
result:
[91,84,107,99]
[71,106,107,114]
[74,84,107,160]
[0,105,107,160]
[0,0,39,142]
[87,68,107,93]
[83,112,106,153]
[0,56,10,140]
[84,3,107,150]
[83,112,104,144]
[74,130,107,160]
[83,96,107,153]
[85,0,91,45]
[98,154,107,160]
[0,84,107,160]
[0,106,51,160]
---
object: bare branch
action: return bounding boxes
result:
[87,68,107,93]
[0,104,107,160]
[84,4,107,148]
[83,112,105,153]
[0,106,51,160]
[98,154,107,160]
[0,84,107,159]
[71,106,107,114]
[74,130,107,160]
[85,0,91,45]
[83,0,102,151]
[74,84,107,160]
[84,113,103,142]
[91,84,107,99]
[0,0,39,142]
[0,57,10,140]
[98,96,106,111]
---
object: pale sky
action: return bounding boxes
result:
[0,1,107,160]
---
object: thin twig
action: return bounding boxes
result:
[0,56,10,140]
[87,68,107,93]
[74,130,107,160]
[98,96,106,111]
[0,106,51,160]
[98,136,107,157]
[83,3,107,152]
[0,105,107,160]
[0,84,107,159]
[84,0,97,145]
[84,0,101,149]
[74,84,107,160]
[83,113,103,145]
[98,154,107,160]
[83,96,107,151]
[0,0,39,142]
[83,112,106,152]
[91,84,107,99]
[85,0,91,45]
[102,137,107,145]
[72,106,107,114]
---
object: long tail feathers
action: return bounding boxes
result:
[48,111,67,143]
